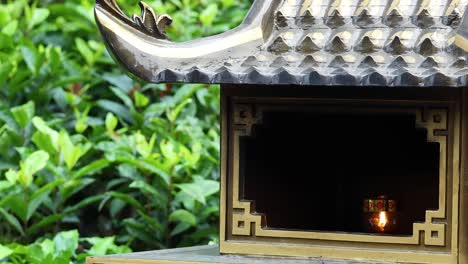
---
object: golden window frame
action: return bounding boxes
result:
[220,97,461,264]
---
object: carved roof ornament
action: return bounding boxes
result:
[132,2,172,39]
[95,0,468,87]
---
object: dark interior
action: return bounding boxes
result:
[240,110,440,235]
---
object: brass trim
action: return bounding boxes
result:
[230,104,448,246]
[219,94,462,264]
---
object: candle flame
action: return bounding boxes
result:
[377,211,388,231]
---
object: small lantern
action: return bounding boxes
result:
[363,195,398,234]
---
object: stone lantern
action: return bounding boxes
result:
[87,0,468,263]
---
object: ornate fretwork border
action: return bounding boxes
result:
[230,104,449,246]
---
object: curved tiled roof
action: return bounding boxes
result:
[95,0,468,86]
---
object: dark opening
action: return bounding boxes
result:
[240,110,440,235]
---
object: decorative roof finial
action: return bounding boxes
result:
[132,2,173,39]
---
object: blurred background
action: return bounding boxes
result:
[0,0,250,263]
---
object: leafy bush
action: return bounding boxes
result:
[1,230,131,264]
[0,0,249,261]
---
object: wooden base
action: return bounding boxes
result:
[86,245,391,264]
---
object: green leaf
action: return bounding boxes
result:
[128,180,165,205]
[11,101,35,129]
[110,87,134,109]
[27,180,62,221]
[170,222,191,236]
[27,242,52,264]
[117,157,170,185]
[32,133,56,156]
[5,169,18,184]
[72,159,111,179]
[28,8,50,29]
[75,38,94,65]
[59,130,88,170]
[2,20,18,36]
[19,151,49,187]
[0,181,13,192]
[221,0,235,8]
[199,4,218,26]
[169,209,197,226]
[63,194,105,214]
[129,180,158,196]
[107,191,145,212]
[160,140,179,165]
[61,178,95,201]
[135,132,155,158]
[7,243,28,255]
[20,46,38,74]
[102,74,133,92]
[64,92,81,106]
[193,176,219,197]
[167,98,192,122]
[84,237,116,256]
[105,113,118,133]
[47,46,62,73]
[74,107,89,133]
[0,7,11,27]
[32,117,59,154]
[97,100,133,124]
[53,230,79,255]
[0,244,13,260]
[0,63,13,87]
[109,198,125,217]
[176,182,205,204]
[121,219,156,245]
[0,208,24,235]
[26,214,65,236]
[134,91,149,107]
[136,209,163,232]
[1,193,28,222]
[22,151,49,176]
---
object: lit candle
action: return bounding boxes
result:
[363,196,397,234]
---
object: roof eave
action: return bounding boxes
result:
[94,0,279,83]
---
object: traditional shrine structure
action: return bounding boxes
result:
[88,0,468,263]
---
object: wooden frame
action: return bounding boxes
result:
[219,85,465,264]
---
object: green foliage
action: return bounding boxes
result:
[0,0,249,262]
[0,230,131,264]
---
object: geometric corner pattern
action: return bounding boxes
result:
[413,109,449,246]
[231,103,449,247]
